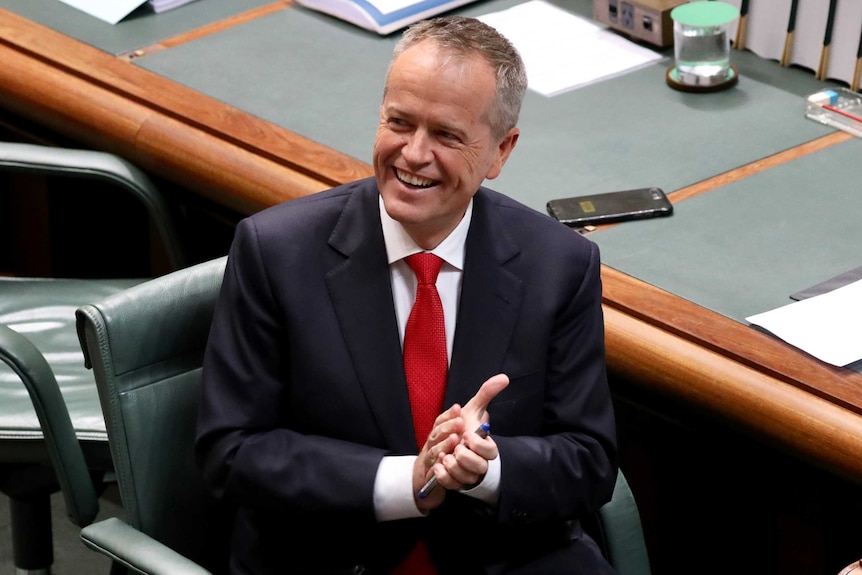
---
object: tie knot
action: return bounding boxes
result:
[406,253,443,285]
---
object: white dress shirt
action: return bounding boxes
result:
[373,195,501,521]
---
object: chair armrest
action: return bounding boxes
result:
[81,517,212,575]
[0,324,98,526]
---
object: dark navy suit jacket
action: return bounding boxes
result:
[196,177,618,574]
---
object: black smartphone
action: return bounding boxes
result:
[546,187,673,227]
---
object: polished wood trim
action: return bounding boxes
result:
[158,1,291,49]
[0,8,373,215]
[584,131,852,226]
[596,128,862,417]
[604,305,862,483]
[602,266,862,416]
[670,131,853,203]
[119,1,292,60]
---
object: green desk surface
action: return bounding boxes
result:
[129,0,838,214]
[3,0,855,369]
[0,0,274,55]
[591,136,862,372]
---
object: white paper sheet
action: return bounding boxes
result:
[57,0,147,24]
[746,279,862,367]
[477,0,662,97]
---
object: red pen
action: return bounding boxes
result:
[822,103,862,124]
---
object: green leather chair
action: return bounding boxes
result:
[75,255,651,575]
[76,256,230,575]
[0,142,188,573]
[596,467,652,575]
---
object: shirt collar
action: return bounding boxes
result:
[379,195,472,271]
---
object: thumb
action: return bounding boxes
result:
[464,373,509,419]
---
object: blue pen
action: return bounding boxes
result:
[417,422,491,499]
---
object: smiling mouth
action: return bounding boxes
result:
[395,168,437,189]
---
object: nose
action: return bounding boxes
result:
[402,130,432,164]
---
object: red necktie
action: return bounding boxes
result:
[402,252,447,446]
[393,252,446,575]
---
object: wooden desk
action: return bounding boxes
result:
[598,130,862,476]
[0,5,371,215]
[2,1,862,489]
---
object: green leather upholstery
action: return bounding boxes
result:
[0,142,188,572]
[76,256,229,575]
[597,470,652,575]
[0,322,100,525]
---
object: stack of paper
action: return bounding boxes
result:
[57,0,200,24]
[477,1,663,97]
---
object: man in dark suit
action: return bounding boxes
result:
[196,15,618,575]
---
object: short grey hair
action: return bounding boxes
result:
[388,16,528,141]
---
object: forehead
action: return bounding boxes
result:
[384,42,497,115]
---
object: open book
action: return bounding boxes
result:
[293,0,479,35]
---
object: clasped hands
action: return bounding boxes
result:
[414,373,509,511]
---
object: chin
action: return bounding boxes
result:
[382,198,422,224]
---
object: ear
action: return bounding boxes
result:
[485,127,520,180]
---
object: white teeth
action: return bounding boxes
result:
[396,169,434,188]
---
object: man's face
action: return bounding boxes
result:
[373,40,518,249]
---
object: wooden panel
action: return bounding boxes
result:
[601,253,862,417]
[603,303,862,483]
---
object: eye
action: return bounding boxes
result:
[387,117,410,130]
[438,130,461,143]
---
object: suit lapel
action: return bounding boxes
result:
[446,190,524,407]
[324,185,524,450]
[325,184,417,452]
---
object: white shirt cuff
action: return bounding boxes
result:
[374,455,423,522]
[373,454,502,522]
[460,453,500,504]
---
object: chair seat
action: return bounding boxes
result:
[0,277,144,442]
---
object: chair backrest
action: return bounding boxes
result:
[595,469,652,575]
[0,141,189,272]
[76,256,230,573]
